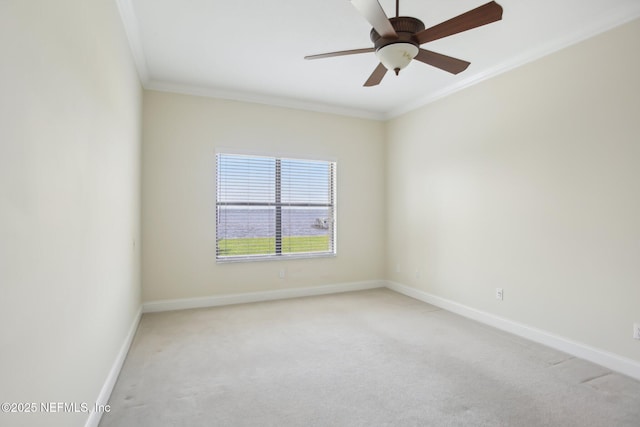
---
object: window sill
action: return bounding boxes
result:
[216,252,337,264]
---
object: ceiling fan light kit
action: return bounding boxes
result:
[372,16,425,75]
[376,43,418,75]
[305,0,503,86]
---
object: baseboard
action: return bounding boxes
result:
[142,280,385,313]
[385,281,640,381]
[86,280,381,425]
[85,306,142,427]
[86,278,639,427]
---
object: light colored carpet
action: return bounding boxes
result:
[100,289,640,426]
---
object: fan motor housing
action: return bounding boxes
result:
[370,16,425,50]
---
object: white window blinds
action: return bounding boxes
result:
[216,153,336,261]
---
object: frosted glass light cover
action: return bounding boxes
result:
[375,43,419,72]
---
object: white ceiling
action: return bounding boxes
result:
[117,0,640,120]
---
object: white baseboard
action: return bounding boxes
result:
[86,278,639,427]
[386,280,640,381]
[142,280,385,313]
[85,281,383,426]
[85,307,142,427]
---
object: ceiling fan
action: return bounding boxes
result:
[305,0,503,86]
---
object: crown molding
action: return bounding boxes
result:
[385,4,640,119]
[144,80,386,121]
[115,0,150,84]
[116,0,640,122]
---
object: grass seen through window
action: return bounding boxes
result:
[217,235,330,256]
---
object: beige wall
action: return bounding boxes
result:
[0,1,142,427]
[386,19,640,363]
[2,3,638,423]
[142,91,386,301]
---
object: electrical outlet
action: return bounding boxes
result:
[496,288,504,301]
[415,270,421,279]
[395,264,400,273]
[634,323,640,340]
[279,269,286,279]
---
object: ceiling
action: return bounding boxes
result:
[117,0,640,120]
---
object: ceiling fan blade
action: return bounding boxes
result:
[364,63,387,87]
[416,1,503,45]
[415,49,470,75]
[305,48,375,60]
[351,0,398,39]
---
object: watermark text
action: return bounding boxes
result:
[1,402,110,414]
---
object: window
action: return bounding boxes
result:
[216,153,336,261]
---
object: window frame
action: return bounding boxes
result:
[215,152,337,263]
